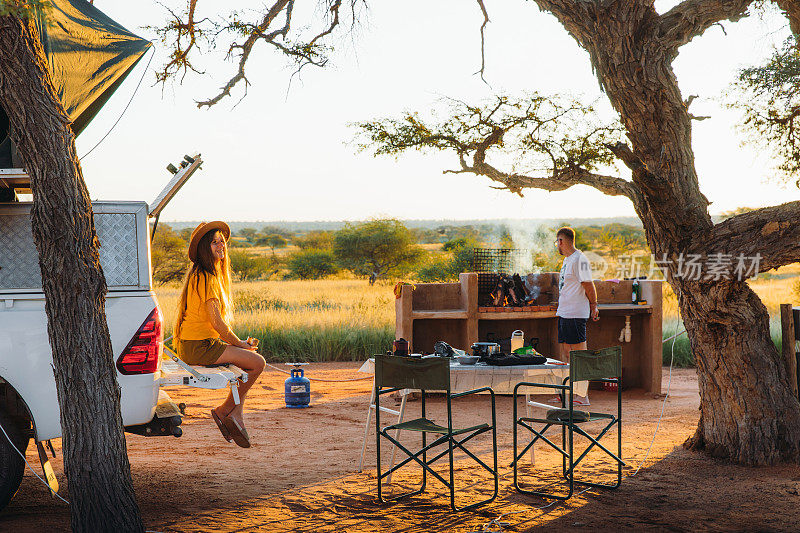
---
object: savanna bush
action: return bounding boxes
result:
[287,249,339,279]
[228,249,276,280]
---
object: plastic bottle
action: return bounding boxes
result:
[510,330,524,352]
[632,279,639,304]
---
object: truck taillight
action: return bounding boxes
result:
[117,307,163,375]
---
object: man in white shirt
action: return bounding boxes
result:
[555,227,599,405]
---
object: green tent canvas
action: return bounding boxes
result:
[0,0,151,168]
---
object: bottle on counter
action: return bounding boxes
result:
[632,279,640,304]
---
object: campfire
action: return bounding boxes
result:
[472,248,558,312]
[478,272,558,313]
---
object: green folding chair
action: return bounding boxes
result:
[374,355,498,511]
[512,346,625,500]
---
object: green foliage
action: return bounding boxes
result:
[150,224,189,286]
[234,289,339,313]
[260,225,294,239]
[228,249,275,280]
[416,238,475,282]
[227,237,251,248]
[412,225,488,244]
[240,325,394,362]
[237,227,258,243]
[731,38,800,187]
[571,223,646,253]
[442,237,469,252]
[415,257,457,282]
[597,228,639,258]
[333,219,424,282]
[352,93,623,188]
[294,230,334,250]
[257,233,288,252]
[287,249,339,279]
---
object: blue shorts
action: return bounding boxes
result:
[558,317,587,344]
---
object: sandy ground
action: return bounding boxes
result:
[3,362,800,532]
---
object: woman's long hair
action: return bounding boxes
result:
[174,229,233,340]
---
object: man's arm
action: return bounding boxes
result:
[581,280,599,320]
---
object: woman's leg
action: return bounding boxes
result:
[213,345,266,425]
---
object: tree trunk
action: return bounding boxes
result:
[536,0,800,464]
[0,12,144,531]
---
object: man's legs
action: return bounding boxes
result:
[558,335,590,405]
[560,340,587,362]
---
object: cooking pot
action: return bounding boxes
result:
[471,342,500,358]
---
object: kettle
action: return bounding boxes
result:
[393,338,409,356]
[510,330,525,353]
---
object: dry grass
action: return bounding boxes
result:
[158,279,395,334]
[156,279,396,361]
[661,263,800,322]
[155,265,799,363]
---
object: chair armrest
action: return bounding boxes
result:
[450,386,494,399]
[513,381,570,402]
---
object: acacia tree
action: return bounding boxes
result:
[156,1,800,465]
[0,3,143,530]
[354,2,800,465]
[333,219,424,284]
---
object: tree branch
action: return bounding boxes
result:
[453,129,641,205]
[474,0,489,82]
[197,0,293,108]
[657,0,753,50]
[774,0,800,37]
[690,200,800,273]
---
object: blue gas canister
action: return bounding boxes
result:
[284,365,311,408]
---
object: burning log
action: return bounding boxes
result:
[489,273,530,307]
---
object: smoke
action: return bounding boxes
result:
[503,220,557,273]
[524,273,541,300]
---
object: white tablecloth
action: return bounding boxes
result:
[358,357,588,396]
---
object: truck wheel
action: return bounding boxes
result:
[0,412,29,511]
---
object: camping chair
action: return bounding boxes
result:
[512,346,624,500]
[374,355,498,511]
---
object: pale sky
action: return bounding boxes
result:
[75,1,799,223]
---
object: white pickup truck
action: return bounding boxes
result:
[0,158,246,509]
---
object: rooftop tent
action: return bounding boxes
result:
[0,0,151,169]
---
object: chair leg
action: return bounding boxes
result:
[378,429,455,504]
[513,421,576,501]
[525,394,535,464]
[387,391,408,484]
[358,385,376,473]
[567,421,625,489]
[450,398,498,512]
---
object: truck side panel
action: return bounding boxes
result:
[0,292,160,441]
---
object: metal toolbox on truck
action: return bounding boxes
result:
[0,201,151,292]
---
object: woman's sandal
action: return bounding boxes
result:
[223,416,251,448]
[211,409,232,442]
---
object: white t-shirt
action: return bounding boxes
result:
[556,249,593,319]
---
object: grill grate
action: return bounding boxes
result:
[471,248,527,273]
[477,273,499,306]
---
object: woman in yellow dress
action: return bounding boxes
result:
[174,221,265,448]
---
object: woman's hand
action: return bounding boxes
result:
[237,338,257,351]
[245,337,259,350]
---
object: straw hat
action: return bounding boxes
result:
[188,221,230,263]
